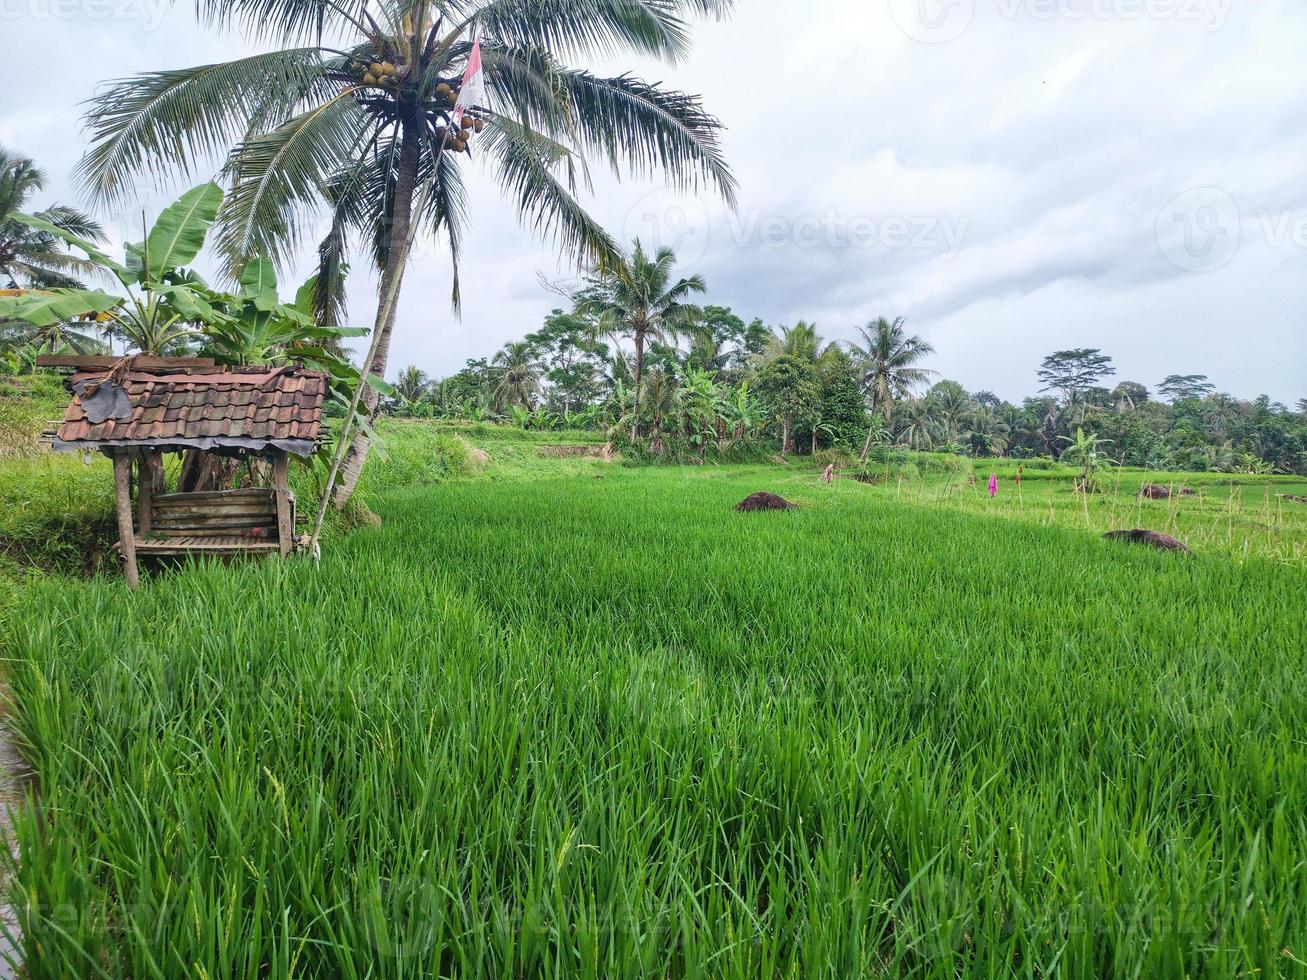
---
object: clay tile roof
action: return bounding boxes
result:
[53,366,328,456]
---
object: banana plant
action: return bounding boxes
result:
[0,183,226,353]
[1060,427,1114,492]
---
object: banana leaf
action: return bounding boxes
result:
[143,182,223,281]
[0,289,122,328]
[239,258,280,312]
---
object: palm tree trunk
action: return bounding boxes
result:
[781,416,790,455]
[629,330,645,443]
[330,124,422,509]
[860,399,890,462]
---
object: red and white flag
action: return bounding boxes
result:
[454,40,485,123]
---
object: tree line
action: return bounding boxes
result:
[388,243,1307,476]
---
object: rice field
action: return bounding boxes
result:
[2,438,1306,978]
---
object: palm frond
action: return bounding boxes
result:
[311,219,350,327]
[456,0,695,63]
[218,92,376,270]
[196,0,381,46]
[33,206,105,242]
[479,116,618,268]
[558,70,735,201]
[78,49,335,204]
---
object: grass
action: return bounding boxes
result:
[1,438,1306,977]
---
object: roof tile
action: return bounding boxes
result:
[55,367,327,450]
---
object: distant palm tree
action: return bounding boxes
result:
[763,320,825,363]
[0,149,104,290]
[76,0,736,509]
[580,240,705,441]
[0,317,107,356]
[895,398,938,451]
[493,341,542,411]
[848,316,936,460]
[928,382,974,446]
[640,368,681,454]
[392,365,430,407]
[966,403,1010,457]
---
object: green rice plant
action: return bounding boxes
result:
[1,462,1305,978]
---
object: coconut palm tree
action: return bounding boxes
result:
[76,0,736,510]
[0,149,105,290]
[580,239,705,442]
[392,364,430,407]
[847,316,936,460]
[762,320,825,364]
[927,381,974,446]
[0,316,108,357]
[895,398,938,450]
[492,340,542,410]
[966,403,1010,457]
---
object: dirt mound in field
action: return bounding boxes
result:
[735,492,797,512]
[1281,494,1307,505]
[1104,529,1191,554]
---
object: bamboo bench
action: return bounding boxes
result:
[121,485,295,558]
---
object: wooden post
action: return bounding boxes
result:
[272,451,294,557]
[113,450,139,588]
[136,449,153,536]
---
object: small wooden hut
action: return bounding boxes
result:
[41,355,327,586]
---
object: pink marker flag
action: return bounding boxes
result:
[454,40,485,124]
[988,474,998,498]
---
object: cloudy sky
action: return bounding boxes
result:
[2,0,1304,401]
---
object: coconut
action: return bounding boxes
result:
[460,116,474,130]
[363,73,376,84]
[435,82,452,96]
[369,62,383,74]
[382,62,395,74]
[473,118,485,133]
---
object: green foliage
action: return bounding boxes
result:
[0,452,116,574]
[754,354,820,452]
[0,373,69,459]
[354,424,473,500]
[1036,347,1116,402]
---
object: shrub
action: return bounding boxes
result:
[356,426,473,498]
